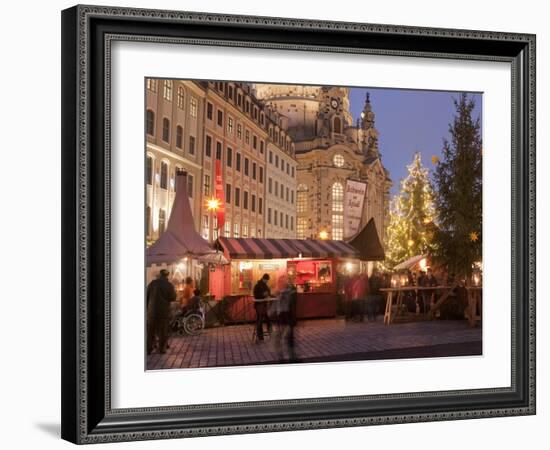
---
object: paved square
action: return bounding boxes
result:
[146,318,482,370]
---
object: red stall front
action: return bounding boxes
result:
[210,237,360,321]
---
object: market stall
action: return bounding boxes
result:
[210,237,360,321]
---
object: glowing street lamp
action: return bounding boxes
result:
[318,230,329,240]
[206,197,221,212]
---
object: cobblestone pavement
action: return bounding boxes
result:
[146,318,482,370]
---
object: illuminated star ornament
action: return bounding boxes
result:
[431,155,440,165]
[469,231,479,242]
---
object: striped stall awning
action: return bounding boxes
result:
[216,237,359,260]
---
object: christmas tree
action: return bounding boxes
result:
[432,93,482,278]
[384,152,437,269]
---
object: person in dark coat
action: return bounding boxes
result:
[147,269,176,354]
[366,270,383,321]
[253,274,272,341]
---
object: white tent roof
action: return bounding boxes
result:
[146,171,215,265]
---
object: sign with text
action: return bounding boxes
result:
[343,180,367,239]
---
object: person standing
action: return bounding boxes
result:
[253,274,272,341]
[147,269,176,354]
[366,270,382,321]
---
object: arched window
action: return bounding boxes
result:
[176,125,183,148]
[146,110,155,136]
[331,182,344,240]
[163,80,172,101]
[177,86,184,108]
[333,116,342,134]
[162,118,170,142]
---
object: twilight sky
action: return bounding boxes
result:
[348,87,482,196]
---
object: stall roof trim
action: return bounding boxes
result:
[216,237,359,260]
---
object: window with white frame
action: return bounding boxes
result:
[163,80,172,101]
[297,184,308,213]
[190,98,197,117]
[177,86,185,109]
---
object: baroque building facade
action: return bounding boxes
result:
[145,79,297,245]
[253,84,392,243]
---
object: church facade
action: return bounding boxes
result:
[252,84,392,243]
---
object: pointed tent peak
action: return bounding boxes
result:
[146,170,214,266]
[346,218,385,261]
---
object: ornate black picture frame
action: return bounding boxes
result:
[61,4,536,444]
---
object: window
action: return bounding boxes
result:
[243,191,248,210]
[332,215,344,240]
[204,174,211,196]
[333,116,342,134]
[253,135,257,149]
[275,181,279,197]
[259,198,263,214]
[285,214,289,229]
[205,135,212,158]
[245,101,250,113]
[235,188,240,207]
[233,223,240,238]
[280,212,283,227]
[177,86,184,108]
[251,194,256,212]
[176,125,183,148]
[202,215,209,240]
[236,153,241,171]
[252,162,257,180]
[228,85,233,99]
[275,155,279,168]
[146,110,155,135]
[160,162,168,189]
[217,110,223,127]
[206,102,213,120]
[245,130,250,144]
[242,224,248,238]
[189,136,195,155]
[244,158,249,176]
[269,151,273,164]
[225,184,231,203]
[158,209,166,235]
[162,118,170,142]
[163,80,172,100]
[332,182,344,240]
[224,221,231,237]
[297,184,308,213]
[332,182,344,212]
[291,216,294,231]
[146,206,151,237]
[146,78,157,92]
[237,124,242,139]
[286,187,289,202]
[237,93,242,106]
[333,154,345,168]
[281,160,285,172]
[226,147,233,167]
[297,217,307,238]
[291,167,295,178]
[286,164,290,175]
[268,178,272,194]
[228,117,233,134]
[190,98,197,117]
[260,140,264,154]
[216,141,222,160]
[268,208,272,224]
[274,209,278,226]
[291,190,294,204]
[146,156,153,185]
[187,174,194,197]
[259,167,264,183]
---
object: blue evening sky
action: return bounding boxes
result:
[348,87,482,196]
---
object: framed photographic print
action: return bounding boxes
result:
[61,4,536,444]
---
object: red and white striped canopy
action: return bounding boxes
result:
[216,237,358,260]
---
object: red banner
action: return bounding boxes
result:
[215,160,225,232]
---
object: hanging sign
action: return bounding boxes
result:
[343,179,367,239]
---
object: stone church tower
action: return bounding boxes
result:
[253,84,391,244]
